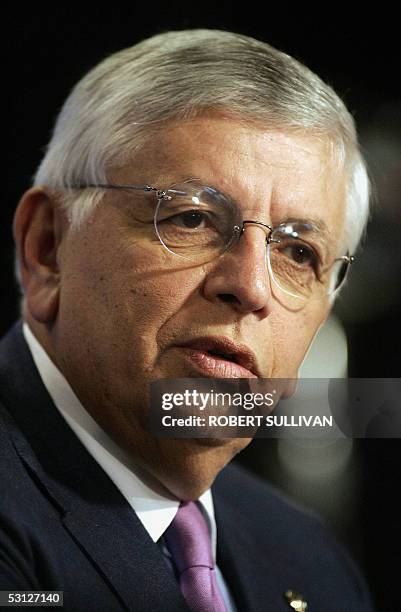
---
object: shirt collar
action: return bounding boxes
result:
[22,322,217,556]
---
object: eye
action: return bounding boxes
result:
[285,244,314,264]
[167,210,210,230]
[281,242,320,271]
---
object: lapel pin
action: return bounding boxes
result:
[284,590,308,611]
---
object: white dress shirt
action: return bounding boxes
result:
[22,323,236,611]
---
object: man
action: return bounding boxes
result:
[0,29,372,611]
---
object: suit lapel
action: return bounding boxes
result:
[61,503,189,611]
[213,478,298,611]
[0,323,189,612]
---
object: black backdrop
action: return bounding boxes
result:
[3,6,400,611]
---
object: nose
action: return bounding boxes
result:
[202,224,273,317]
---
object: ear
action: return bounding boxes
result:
[13,187,66,324]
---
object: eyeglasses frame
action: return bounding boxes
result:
[70,181,355,300]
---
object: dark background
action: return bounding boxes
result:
[3,6,400,611]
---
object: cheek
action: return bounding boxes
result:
[61,233,203,369]
[270,304,328,377]
[126,273,195,340]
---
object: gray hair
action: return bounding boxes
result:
[35,28,370,253]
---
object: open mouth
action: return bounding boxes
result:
[207,350,238,363]
[176,338,259,378]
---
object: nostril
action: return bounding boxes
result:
[218,293,240,305]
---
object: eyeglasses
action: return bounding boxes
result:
[72,179,355,302]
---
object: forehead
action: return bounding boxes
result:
[112,116,347,235]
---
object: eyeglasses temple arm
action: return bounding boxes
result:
[71,183,158,192]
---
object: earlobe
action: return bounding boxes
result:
[13,187,64,324]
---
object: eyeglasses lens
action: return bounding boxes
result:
[155,183,242,262]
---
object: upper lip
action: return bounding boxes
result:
[176,336,261,377]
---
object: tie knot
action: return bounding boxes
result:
[164,501,214,573]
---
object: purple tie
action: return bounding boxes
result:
[164,501,228,612]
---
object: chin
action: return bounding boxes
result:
[188,437,238,448]
[153,437,252,501]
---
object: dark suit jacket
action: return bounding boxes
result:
[0,323,373,611]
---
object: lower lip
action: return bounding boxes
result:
[180,348,257,378]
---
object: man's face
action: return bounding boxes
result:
[42,116,347,499]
